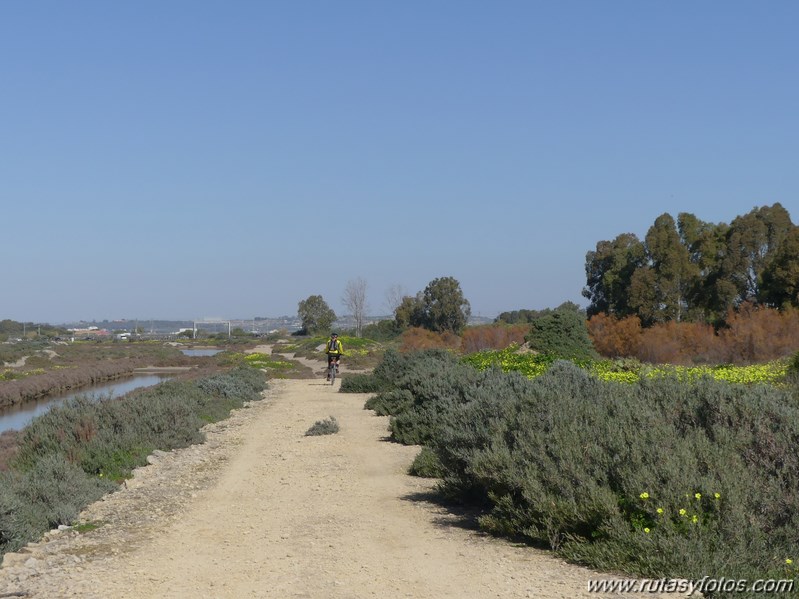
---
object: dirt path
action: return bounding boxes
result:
[0,368,685,598]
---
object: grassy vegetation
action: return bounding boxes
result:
[0,365,267,560]
[274,334,386,371]
[219,351,313,379]
[346,349,799,597]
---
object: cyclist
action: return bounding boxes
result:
[325,333,344,380]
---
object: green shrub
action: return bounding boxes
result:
[340,348,424,394]
[408,447,445,478]
[364,389,414,416]
[361,319,403,341]
[362,346,799,589]
[426,360,799,589]
[305,416,339,436]
[340,373,392,394]
[0,455,115,555]
[524,307,597,360]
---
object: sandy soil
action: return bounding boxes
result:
[0,354,689,599]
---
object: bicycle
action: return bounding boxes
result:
[326,357,340,385]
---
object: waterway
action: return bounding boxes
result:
[180,349,224,357]
[0,374,172,434]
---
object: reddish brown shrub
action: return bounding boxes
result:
[719,303,799,363]
[590,305,799,365]
[461,324,528,353]
[637,321,720,365]
[400,327,462,352]
[587,314,643,358]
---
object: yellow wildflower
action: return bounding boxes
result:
[639,492,649,500]
[679,509,687,516]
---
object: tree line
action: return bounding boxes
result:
[583,203,799,326]
[296,276,471,338]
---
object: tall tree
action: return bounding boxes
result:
[406,276,471,334]
[393,295,424,330]
[297,295,336,335]
[721,203,794,306]
[677,213,731,323]
[342,278,368,337]
[643,213,698,322]
[760,226,799,308]
[583,233,647,317]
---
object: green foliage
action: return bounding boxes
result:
[760,227,799,308]
[361,319,403,341]
[364,389,414,416]
[584,203,799,327]
[305,416,339,436]
[339,348,412,394]
[417,276,471,334]
[340,373,393,394]
[297,295,336,335]
[409,447,445,478]
[0,455,116,554]
[393,277,471,334]
[524,308,597,361]
[495,301,582,325]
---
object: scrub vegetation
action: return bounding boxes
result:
[344,348,799,595]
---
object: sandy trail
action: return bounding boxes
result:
[100,379,591,599]
[0,364,683,598]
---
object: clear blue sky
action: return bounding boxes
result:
[2,1,797,324]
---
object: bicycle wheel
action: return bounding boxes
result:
[329,362,336,385]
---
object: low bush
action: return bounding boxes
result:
[408,447,445,478]
[340,373,388,394]
[305,416,339,436]
[364,389,413,416]
[0,455,116,553]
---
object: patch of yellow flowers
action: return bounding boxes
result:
[463,346,789,386]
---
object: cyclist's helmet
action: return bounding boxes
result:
[331,333,338,337]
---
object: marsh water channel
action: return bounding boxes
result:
[0,374,174,434]
[0,348,226,435]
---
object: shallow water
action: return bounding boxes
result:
[0,374,172,433]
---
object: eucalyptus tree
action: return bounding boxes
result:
[721,203,793,306]
[583,233,647,318]
[760,226,799,308]
[641,213,698,322]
